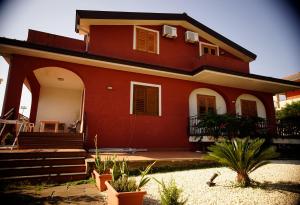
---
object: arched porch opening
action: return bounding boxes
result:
[33,67,85,133]
[189,87,227,117]
[235,94,266,118]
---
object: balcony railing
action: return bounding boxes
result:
[188,114,300,139]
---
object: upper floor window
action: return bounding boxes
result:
[241,99,257,117]
[199,42,219,56]
[133,26,159,54]
[197,94,216,116]
[130,81,161,116]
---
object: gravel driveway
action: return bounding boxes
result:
[141,160,300,205]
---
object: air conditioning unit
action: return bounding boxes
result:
[185,31,199,43]
[163,25,177,38]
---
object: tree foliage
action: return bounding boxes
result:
[276,101,300,120]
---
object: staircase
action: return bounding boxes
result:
[0,149,87,183]
[18,132,84,149]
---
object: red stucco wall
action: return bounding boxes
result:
[2,55,274,150]
[88,25,249,73]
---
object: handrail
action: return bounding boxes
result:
[0,119,25,150]
[82,112,88,150]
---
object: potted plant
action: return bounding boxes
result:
[105,159,155,205]
[93,135,115,191]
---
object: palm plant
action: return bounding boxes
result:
[206,137,279,187]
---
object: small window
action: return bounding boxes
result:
[199,42,219,56]
[134,26,159,54]
[241,99,257,117]
[131,83,161,116]
[197,94,216,116]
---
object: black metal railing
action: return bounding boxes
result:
[188,114,300,139]
[276,119,300,138]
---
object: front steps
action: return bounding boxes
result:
[18,132,84,149]
[0,149,87,183]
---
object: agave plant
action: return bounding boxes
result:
[110,159,156,192]
[206,137,279,187]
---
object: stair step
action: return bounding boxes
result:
[0,157,85,168]
[0,165,86,177]
[0,172,87,184]
[0,149,87,159]
[19,145,83,149]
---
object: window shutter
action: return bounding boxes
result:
[241,100,257,117]
[136,27,157,53]
[133,85,146,114]
[146,86,159,115]
[136,28,147,51]
[197,94,216,115]
[207,96,216,113]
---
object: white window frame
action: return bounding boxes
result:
[199,41,219,56]
[133,25,160,54]
[130,81,162,116]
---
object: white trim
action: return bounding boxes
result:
[199,41,219,56]
[130,81,162,116]
[133,25,160,54]
[1,44,299,94]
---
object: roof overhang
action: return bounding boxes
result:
[0,38,299,94]
[75,10,256,62]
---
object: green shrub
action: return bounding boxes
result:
[155,178,187,205]
[206,137,279,187]
[2,133,14,145]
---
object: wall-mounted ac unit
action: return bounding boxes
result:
[163,25,177,38]
[185,31,199,43]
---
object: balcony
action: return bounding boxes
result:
[195,54,250,73]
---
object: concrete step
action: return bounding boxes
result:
[0,164,86,177]
[0,149,87,159]
[0,172,87,184]
[19,145,83,149]
[0,157,85,168]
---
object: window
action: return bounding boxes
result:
[134,26,159,54]
[197,94,216,116]
[199,42,219,56]
[130,82,161,116]
[241,99,257,117]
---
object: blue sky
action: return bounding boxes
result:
[0,0,299,116]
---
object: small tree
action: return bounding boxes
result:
[276,101,300,120]
[206,137,279,187]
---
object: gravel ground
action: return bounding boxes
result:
[141,160,300,205]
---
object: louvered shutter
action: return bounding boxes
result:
[136,28,147,51]
[147,32,157,53]
[146,86,159,115]
[136,27,157,53]
[207,96,216,113]
[133,85,146,114]
[241,100,257,117]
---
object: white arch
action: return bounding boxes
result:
[235,94,266,118]
[34,67,85,132]
[189,88,227,116]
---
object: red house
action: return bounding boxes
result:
[1,11,299,150]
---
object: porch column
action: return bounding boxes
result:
[2,56,26,119]
[27,71,40,123]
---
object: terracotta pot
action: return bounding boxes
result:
[105,181,146,205]
[93,170,112,191]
